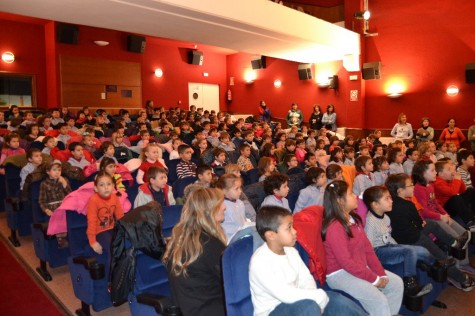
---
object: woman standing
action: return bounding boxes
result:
[390,113,413,140]
[415,117,434,142]
[258,100,271,123]
[321,104,337,132]
[439,118,466,149]
[163,188,227,316]
[286,103,303,128]
[309,104,323,131]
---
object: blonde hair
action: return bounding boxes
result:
[216,173,242,191]
[163,188,226,277]
[139,142,163,161]
[224,163,240,175]
[418,141,432,156]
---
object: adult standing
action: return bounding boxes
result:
[467,119,475,152]
[321,104,337,132]
[258,100,271,123]
[415,117,434,142]
[286,103,303,128]
[309,104,323,131]
[390,113,413,140]
[163,188,227,316]
[439,118,466,149]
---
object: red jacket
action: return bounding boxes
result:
[137,183,171,206]
[439,127,466,148]
[434,176,466,206]
[413,183,448,220]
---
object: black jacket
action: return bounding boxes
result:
[386,196,423,244]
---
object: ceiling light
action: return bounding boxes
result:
[354,11,371,20]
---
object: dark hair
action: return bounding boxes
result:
[147,166,167,180]
[372,143,383,153]
[406,148,418,157]
[26,147,41,160]
[284,139,296,148]
[99,157,116,171]
[435,160,450,174]
[457,149,473,166]
[140,130,150,137]
[372,156,388,172]
[260,143,275,158]
[385,173,410,198]
[305,167,325,185]
[304,152,316,161]
[256,206,291,241]
[178,144,191,155]
[100,141,114,154]
[412,160,433,186]
[363,186,389,210]
[42,136,55,145]
[326,164,342,180]
[4,132,20,149]
[94,171,114,186]
[213,147,226,158]
[343,146,355,154]
[196,164,212,177]
[219,132,230,140]
[354,155,372,172]
[56,123,67,130]
[26,123,39,135]
[283,154,296,166]
[239,143,251,153]
[329,146,343,163]
[264,174,289,195]
[322,180,360,240]
[387,147,402,164]
[68,142,83,152]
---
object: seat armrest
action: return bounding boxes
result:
[72,256,105,280]
[136,293,176,314]
[32,222,54,238]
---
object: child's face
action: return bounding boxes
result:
[179,148,193,161]
[145,146,160,161]
[272,215,297,248]
[316,173,326,187]
[373,191,393,213]
[29,152,43,166]
[381,160,390,171]
[104,163,117,177]
[83,136,94,147]
[96,116,105,124]
[438,163,454,181]
[395,152,405,163]
[241,147,251,157]
[71,146,84,159]
[216,153,226,163]
[448,143,457,153]
[359,139,367,146]
[210,130,219,137]
[346,151,355,159]
[343,188,358,213]
[26,113,34,121]
[46,138,56,149]
[407,142,415,149]
[409,151,419,162]
[198,170,213,184]
[288,157,299,168]
[335,151,343,159]
[78,113,85,119]
[62,108,68,115]
[363,160,374,173]
[95,176,113,198]
[463,155,475,167]
[360,148,369,156]
[43,118,51,127]
[225,180,242,200]
[429,142,436,153]
[245,133,254,142]
[287,144,296,152]
[221,137,230,144]
[114,134,124,144]
[267,161,276,173]
[60,126,69,135]
[141,133,150,141]
[47,165,62,180]
[105,145,115,156]
[31,126,39,135]
[172,140,181,150]
[150,173,168,190]
[162,125,170,133]
[375,147,383,156]
[424,163,437,182]
[400,178,414,198]
[334,171,343,181]
[375,131,382,138]
[274,181,289,198]
[198,139,208,149]
[306,155,317,167]
[52,111,60,118]
[8,137,19,149]
[66,119,75,127]
[297,142,305,149]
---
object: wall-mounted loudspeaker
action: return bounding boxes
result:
[57,23,79,44]
[298,64,313,80]
[127,35,146,53]
[466,63,475,83]
[251,56,266,69]
[329,75,339,90]
[362,62,381,80]
[188,50,204,65]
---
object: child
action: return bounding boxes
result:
[343,146,355,166]
[99,157,125,192]
[261,174,291,212]
[328,136,340,153]
[278,154,301,174]
[66,116,78,132]
[295,139,307,163]
[168,138,182,160]
[20,148,43,190]
[357,145,370,157]
[207,128,220,148]
[388,148,404,175]
[363,186,434,298]
[385,173,474,291]
[99,141,117,163]
[326,164,344,183]
[111,131,128,148]
[217,132,236,152]
[237,143,254,172]
[25,124,40,142]
[275,132,286,149]
[67,142,91,169]
[56,123,71,146]
[306,129,317,153]
[353,155,375,198]
[39,160,71,248]
[137,143,167,184]
[403,148,419,176]
[86,172,124,257]
[373,156,390,186]
[176,144,197,179]
[0,133,25,174]
[41,136,56,155]
[434,141,448,161]
[258,157,276,182]
[372,144,384,158]
[322,180,404,315]
[314,139,326,157]
[82,133,97,155]
[446,142,458,164]
[216,174,254,241]
[137,130,151,149]
[210,148,227,175]
[293,167,326,213]
[134,166,175,208]
[328,146,343,165]
[457,149,474,189]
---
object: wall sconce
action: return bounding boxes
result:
[317,81,330,88]
[244,69,256,84]
[354,11,371,20]
[93,41,109,46]
[274,80,282,88]
[154,68,163,78]
[2,52,15,63]
[387,92,402,98]
[446,85,459,96]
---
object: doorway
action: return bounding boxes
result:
[188,83,220,113]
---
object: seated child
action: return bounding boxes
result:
[210,148,227,175]
[99,141,117,163]
[67,142,91,169]
[25,124,40,142]
[258,157,276,182]
[20,148,43,190]
[0,132,26,174]
[372,144,384,158]
[295,139,307,163]
[352,155,375,198]
[176,144,197,180]
[373,156,390,186]
[388,148,405,175]
[403,148,419,176]
[134,166,175,208]
[237,143,255,172]
[56,123,71,146]
[457,149,475,189]
[217,132,236,152]
[261,174,291,212]
[100,157,125,192]
[293,167,326,213]
[303,152,319,170]
[136,143,167,184]
[183,165,213,201]
[137,130,151,148]
[343,146,355,166]
[169,138,182,160]
[357,145,370,157]
[82,133,97,155]
[66,116,78,132]
[278,154,300,174]
[42,135,57,155]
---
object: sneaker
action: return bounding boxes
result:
[448,275,475,292]
[458,264,475,275]
[454,231,471,250]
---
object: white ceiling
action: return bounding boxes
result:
[0,0,360,63]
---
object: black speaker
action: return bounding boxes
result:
[251,56,266,69]
[298,64,312,80]
[329,75,339,90]
[362,62,381,80]
[57,23,79,44]
[127,35,146,53]
[188,50,203,65]
[466,63,475,83]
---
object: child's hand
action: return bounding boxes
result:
[45,209,53,216]
[440,214,450,223]
[91,242,103,254]
[0,168,5,175]
[59,176,68,188]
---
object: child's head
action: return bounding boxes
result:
[196,165,213,184]
[345,135,355,146]
[372,144,384,156]
[355,155,373,173]
[373,156,389,172]
[305,167,326,186]
[316,139,325,149]
[343,146,355,160]
[363,186,392,213]
[387,148,404,164]
[256,206,295,247]
[284,139,296,152]
[100,141,115,156]
[330,146,343,162]
[213,148,227,163]
[82,134,95,148]
[66,116,75,127]
[4,132,20,149]
[406,148,419,162]
[140,130,150,140]
[358,145,369,157]
[26,148,43,166]
[178,144,193,162]
[264,174,289,198]
[219,132,230,144]
[457,149,474,168]
[58,123,69,135]
[435,141,447,153]
[386,173,413,199]
[143,143,162,162]
[147,166,168,191]
[197,138,208,150]
[94,171,115,198]
[308,129,316,138]
[51,108,60,118]
[284,154,298,169]
[99,157,117,177]
[111,132,124,145]
[447,142,457,154]
[261,143,275,158]
[304,152,318,167]
[239,143,251,157]
[326,164,343,181]
[412,160,435,186]
[216,174,243,200]
[224,164,241,177]
[42,136,56,149]
[69,142,84,160]
[296,138,306,149]
[27,124,39,136]
[435,160,455,181]
[46,160,62,180]
[405,139,415,149]
[329,136,340,146]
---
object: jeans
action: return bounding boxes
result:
[425,218,469,265]
[375,244,435,276]
[269,299,321,316]
[326,269,403,316]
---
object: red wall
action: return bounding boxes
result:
[363,0,475,130]
[226,53,364,127]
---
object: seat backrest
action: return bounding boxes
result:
[66,211,89,256]
[242,182,266,212]
[222,235,254,316]
[246,168,260,185]
[162,205,183,237]
[4,164,21,197]
[172,176,197,199]
[30,180,49,223]
[166,159,181,185]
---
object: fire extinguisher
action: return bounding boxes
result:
[227,89,232,102]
